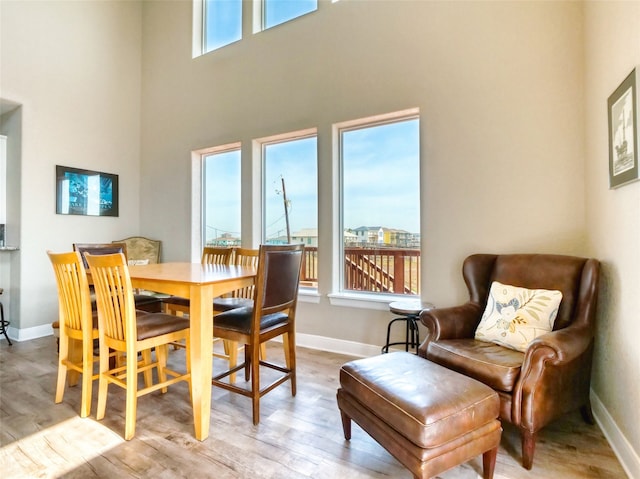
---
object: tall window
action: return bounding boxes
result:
[263,0,317,30]
[340,112,421,296]
[203,0,242,53]
[262,132,318,288]
[203,147,241,246]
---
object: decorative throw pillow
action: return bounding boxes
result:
[474,281,563,353]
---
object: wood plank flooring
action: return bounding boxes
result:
[0,337,628,478]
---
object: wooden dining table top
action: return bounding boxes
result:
[126,262,256,297]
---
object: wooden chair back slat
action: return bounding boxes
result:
[201,246,233,265]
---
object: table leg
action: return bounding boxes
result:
[189,284,214,441]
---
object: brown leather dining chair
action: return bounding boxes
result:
[211,243,304,425]
[211,248,261,379]
[73,242,163,313]
[418,253,600,469]
[213,247,260,312]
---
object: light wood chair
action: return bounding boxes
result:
[213,247,260,312]
[73,242,163,312]
[211,243,304,425]
[201,246,234,265]
[48,250,97,418]
[85,252,191,440]
[49,251,155,415]
[163,246,233,316]
[163,246,244,379]
[212,248,262,378]
[51,244,131,350]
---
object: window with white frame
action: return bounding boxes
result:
[196,0,319,57]
[339,110,421,296]
[203,0,242,54]
[261,130,318,289]
[202,146,242,247]
[261,0,317,30]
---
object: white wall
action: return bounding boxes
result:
[139,0,586,347]
[0,1,143,333]
[584,2,640,477]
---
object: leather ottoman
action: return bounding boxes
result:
[337,352,502,479]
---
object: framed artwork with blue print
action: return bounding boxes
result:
[56,165,119,217]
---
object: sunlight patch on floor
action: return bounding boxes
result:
[0,416,123,478]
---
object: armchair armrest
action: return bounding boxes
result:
[525,324,593,365]
[514,324,594,429]
[419,302,483,341]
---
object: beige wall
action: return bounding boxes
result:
[584,2,640,475]
[139,0,587,345]
[0,1,143,331]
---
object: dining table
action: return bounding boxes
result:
[126,261,257,441]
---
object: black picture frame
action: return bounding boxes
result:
[56,165,119,216]
[608,67,639,189]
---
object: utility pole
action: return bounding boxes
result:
[281,176,291,243]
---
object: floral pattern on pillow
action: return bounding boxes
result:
[474,281,563,352]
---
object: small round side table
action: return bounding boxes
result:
[0,288,11,345]
[381,300,434,354]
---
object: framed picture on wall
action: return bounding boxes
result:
[56,165,119,216]
[608,67,639,189]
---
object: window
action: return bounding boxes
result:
[196,0,321,56]
[262,0,317,30]
[202,147,242,247]
[261,131,318,288]
[339,111,421,296]
[203,0,242,53]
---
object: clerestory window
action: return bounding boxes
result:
[203,0,242,54]
[262,0,318,30]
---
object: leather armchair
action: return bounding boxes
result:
[418,254,600,469]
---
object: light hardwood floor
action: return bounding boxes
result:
[0,337,627,479]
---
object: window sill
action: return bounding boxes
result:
[298,289,321,304]
[328,292,414,311]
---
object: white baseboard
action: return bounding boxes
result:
[294,332,381,358]
[591,390,639,479]
[4,323,54,342]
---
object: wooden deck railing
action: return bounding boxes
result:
[300,246,420,295]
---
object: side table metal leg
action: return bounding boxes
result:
[412,315,420,351]
[0,301,11,345]
[382,317,399,353]
[404,316,411,352]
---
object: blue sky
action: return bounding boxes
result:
[342,120,420,233]
[205,0,318,52]
[204,118,420,243]
[264,137,318,240]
